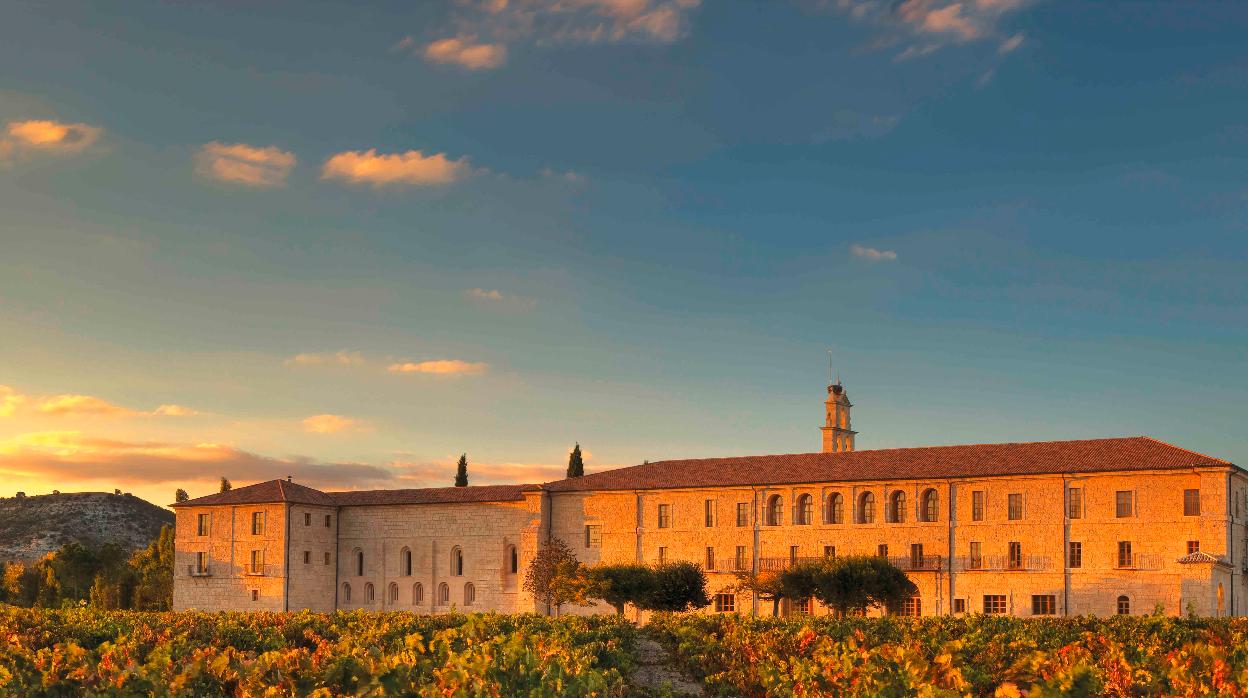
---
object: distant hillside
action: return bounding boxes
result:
[0,492,174,562]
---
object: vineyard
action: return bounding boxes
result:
[5,608,1248,696]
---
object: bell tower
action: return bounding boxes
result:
[821,379,856,453]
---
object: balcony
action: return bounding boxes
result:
[1112,553,1162,571]
[755,555,943,573]
[706,558,751,573]
[958,555,1054,572]
[187,565,212,577]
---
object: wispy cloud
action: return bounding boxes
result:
[321,149,474,188]
[424,36,509,70]
[390,458,569,487]
[36,394,136,418]
[195,142,296,188]
[388,360,490,377]
[285,350,367,367]
[998,32,1024,54]
[0,386,25,417]
[1,119,103,162]
[152,404,199,417]
[826,0,1030,61]
[302,413,364,434]
[850,243,898,261]
[466,288,538,311]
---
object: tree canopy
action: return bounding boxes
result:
[523,537,594,616]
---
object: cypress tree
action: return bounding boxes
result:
[454,454,469,487]
[174,489,189,503]
[567,443,585,478]
[219,477,232,493]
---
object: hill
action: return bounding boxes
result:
[0,491,173,562]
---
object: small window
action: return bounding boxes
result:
[877,543,888,558]
[823,545,836,558]
[324,551,331,566]
[826,493,844,524]
[888,490,906,523]
[251,511,265,536]
[451,547,464,576]
[1068,541,1082,568]
[705,546,715,569]
[585,525,602,548]
[197,513,210,536]
[968,542,982,569]
[953,598,966,614]
[1007,494,1022,520]
[342,583,352,603]
[1008,542,1022,569]
[1116,595,1130,615]
[1068,488,1083,519]
[304,512,311,526]
[249,549,264,575]
[657,504,672,529]
[413,582,423,605]
[736,502,749,527]
[920,489,938,522]
[658,546,667,565]
[1187,540,1200,555]
[910,543,924,568]
[365,583,374,602]
[983,595,1007,614]
[388,582,398,604]
[713,592,735,612]
[251,589,259,602]
[796,494,814,525]
[1116,491,1133,518]
[1117,541,1133,568]
[766,495,783,526]
[1032,595,1056,615]
[734,546,747,570]
[325,514,332,527]
[355,550,364,577]
[1183,489,1201,516]
[857,492,876,524]
[971,491,985,521]
[438,582,449,605]
[789,545,799,563]
[509,545,519,574]
[303,550,311,564]
[402,548,412,576]
[704,499,716,527]
[464,582,475,606]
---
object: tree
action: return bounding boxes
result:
[734,567,787,617]
[587,564,656,614]
[640,562,711,612]
[523,537,593,616]
[805,556,917,617]
[454,454,469,487]
[130,525,174,610]
[175,488,189,503]
[219,477,232,493]
[567,443,585,478]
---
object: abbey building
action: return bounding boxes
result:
[173,381,1244,617]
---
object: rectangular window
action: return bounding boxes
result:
[1117,541,1133,568]
[736,502,749,527]
[1007,493,1023,520]
[1068,542,1082,568]
[585,525,602,548]
[704,499,716,527]
[735,546,747,570]
[823,545,836,558]
[1116,491,1133,518]
[983,595,1007,614]
[896,596,921,617]
[195,551,208,574]
[303,550,310,564]
[877,543,888,558]
[1008,542,1022,569]
[971,491,985,521]
[251,511,265,536]
[197,513,210,536]
[1187,540,1200,555]
[324,514,332,527]
[657,504,671,529]
[303,512,311,526]
[706,547,715,569]
[713,593,735,612]
[953,598,966,614]
[249,549,264,575]
[324,552,331,566]
[251,589,259,602]
[1068,488,1083,519]
[1031,595,1056,615]
[657,547,667,565]
[1184,489,1201,516]
[789,545,799,563]
[790,597,811,616]
[910,543,924,568]
[968,542,982,569]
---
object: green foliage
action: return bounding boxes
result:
[454,453,469,487]
[640,562,711,613]
[174,488,189,503]
[732,568,786,617]
[129,524,174,611]
[219,477,232,492]
[567,442,585,478]
[523,537,594,615]
[780,555,918,616]
[587,564,657,614]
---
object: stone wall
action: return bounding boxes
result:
[173,502,288,611]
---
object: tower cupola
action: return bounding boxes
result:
[821,379,857,453]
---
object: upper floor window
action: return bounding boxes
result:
[251,511,265,535]
[303,512,311,526]
[1116,491,1134,518]
[249,549,264,575]
[971,491,985,521]
[766,495,783,526]
[194,551,209,574]
[920,489,938,522]
[1068,488,1083,519]
[704,499,716,527]
[795,494,814,525]
[1117,541,1133,568]
[1008,542,1022,569]
[657,504,672,529]
[324,514,332,527]
[1007,494,1023,521]
[196,513,210,536]
[1068,541,1082,568]
[1183,489,1201,516]
[888,490,906,523]
[968,542,982,569]
[355,550,364,576]
[735,546,747,570]
[857,492,876,524]
[401,548,412,576]
[705,546,715,569]
[507,545,519,574]
[736,502,749,527]
[826,493,844,524]
[451,547,464,576]
[585,525,602,548]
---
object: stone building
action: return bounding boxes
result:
[173,381,1243,617]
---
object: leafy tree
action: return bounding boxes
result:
[523,537,593,616]
[130,524,174,610]
[640,562,711,612]
[219,477,232,493]
[175,488,189,503]
[2,561,38,606]
[804,555,917,616]
[587,564,656,614]
[567,443,585,478]
[454,454,469,487]
[733,567,787,617]
[49,542,99,601]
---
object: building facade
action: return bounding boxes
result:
[173,382,1244,617]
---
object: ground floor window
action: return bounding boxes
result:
[895,596,921,617]
[1031,595,1056,615]
[983,595,1007,614]
[713,593,735,612]
[953,598,966,614]
[1116,595,1130,615]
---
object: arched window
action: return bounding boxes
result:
[342,582,352,603]
[506,545,518,574]
[451,547,464,576]
[412,582,424,605]
[888,490,906,523]
[826,493,844,524]
[401,548,412,576]
[354,549,364,577]
[464,582,476,606]
[388,582,398,604]
[796,494,814,525]
[920,489,938,522]
[364,583,374,603]
[1116,595,1130,615]
[766,494,783,526]
[438,582,450,605]
[857,492,875,524]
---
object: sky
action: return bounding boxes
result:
[1,0,1245,507]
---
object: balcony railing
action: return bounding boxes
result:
[958,555,1054,572]
[187,565,212,577]
[1112,553,1163,571]
[755,555,944,572]
[706,558,751,573]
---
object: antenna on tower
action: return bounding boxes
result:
[827,350,834,385]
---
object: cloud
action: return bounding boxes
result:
[302,413,363,434]
[424,36,509,69]
[1,119,103,162]
[36,394,136,418]
[0,386,25,417]
[828,0,1030,60]
[195,142,296,188]
[0,431,394,490]
[466,288,538,311]
[321,149,474,188]
[390,458,570,487]
[152,404,199,417]
[850,243,898,261]
[388,360,490,377]
[286,350,367,367]
[998,32,1024,54]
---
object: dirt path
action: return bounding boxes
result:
[629,632,705,697]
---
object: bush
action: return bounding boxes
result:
[640,561,711,613]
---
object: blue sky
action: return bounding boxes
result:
[1,0,1245,505]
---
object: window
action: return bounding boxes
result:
[1187,540,1200,555]
[251,511,265,535]
[713,593,735,612]
[196,513,210,536]
[324,552,331,566]
[953,598,966,614]
[658,547,667,565]
[857,492,876,524]
[704,499,716,527]
[325,514,332,527]
[508,545,518,574]
[1117,541,1133,568]
[789,545,799,563]
[734,546,747,570]
[355,550,364,576]
[251,589,259,602]
[413,582,423,605]
[438,583,450,605]
[910,543,924,568]
[464,583,475,606]
[585,525,602,548]
[766,495,783,526]
[1008,542,1022,570]
[342,583,352,603]
[388,583,398,604]
[365,583,374,603]
[971,491,985,521]
[1068,488,1083,519]
[968,542,982,569]
[736,502,749,527]
[706,547,715,570]
[897,596,921,617]
[249,549,264,575]
[402,548,412,576]
[796,494,814,525]
[823,545,836,558]
[789,597,811,616]
[1032,595,1056,615]
[877,543,888,558]
[658,504,672,529]
[303,550,310,564]
[888,490,906,523]
[1184,489,1201,516]
[194,551,208,574]
[826,493,844,524]
[304,512,311,526]
[920,489,938,522]
[1007,494,1022,521]
[451,547,464,576]
[1116,491,1133,518]
[1068,542,1082,569]
[983,595,1007,614]
[1116,595,1130,615]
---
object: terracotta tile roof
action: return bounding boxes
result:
[174,480,538,508]
[173,479,339,507]
[543,437,1234,493]
[1175,551,1229,565]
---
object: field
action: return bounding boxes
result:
[4,608,1248,697]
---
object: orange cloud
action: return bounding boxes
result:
[387,360,489,377]
[831,0,1029,60]
[286,350,366,366]
[850,243,898,262]
[195,142,296,187]
[36,394,136,417]
[0,386,25,417]
[152,404,199,417]
[390,458,570,487]
[321,149,474,188]
[1,119,103,162]
[424,36,508,70]
[302,413,362,434]
[899,1,980,40]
